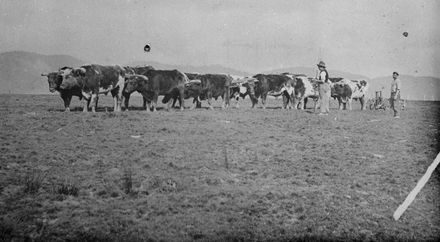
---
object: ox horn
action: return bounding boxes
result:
[41,73,48,76]
[189,79,201,84]
[74,67,86,74]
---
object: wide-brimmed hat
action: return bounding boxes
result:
[317,61,326,68]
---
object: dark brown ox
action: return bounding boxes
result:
[179,74,232,110]
[41,68,88,112]
[247,74,295,109]
[122,66,155,110]
[123,69,188,111]
[59,65,127,112]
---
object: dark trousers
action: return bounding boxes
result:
[390,92,400,117]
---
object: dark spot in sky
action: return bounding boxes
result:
[144,44,151,52]
[403,32,408,37]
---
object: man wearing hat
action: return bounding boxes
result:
[316,61,330,115]
[390,71,402,118]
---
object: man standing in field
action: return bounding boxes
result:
[390,71,402,118]
[316,61,330,115]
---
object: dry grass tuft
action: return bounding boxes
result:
[122,167,133,195]
[54,179,79,196]
[22,170,47,194]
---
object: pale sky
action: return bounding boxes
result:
[1,0,439,78]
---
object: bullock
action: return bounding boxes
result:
[123,69,188,111]
[176,73,232,110]
[181,73,203,108]
[248,74,295,109]
[330,79,369,110]
[122,65,154,110]
[59,65,127,112]
[280,73,320,110]
[41,68,88,112]
[229,75,254,108]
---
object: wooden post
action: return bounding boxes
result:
[393,152,440,220]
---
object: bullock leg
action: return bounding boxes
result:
[207,92,214,110]
[282,95,287,109]
[250,95,258,109]
[81,91,91,112]
[348,98,352,111]
[113,96,118,112]
[152,92,159,112]
[90,93,98,113]
[166,98,173,111]
[179,88,185,111]
[289,95,294,109]
[123,93,130,111]
[224,87,230,109]
[190,97,197,110]
[142,97,147,110]
[83,99,89,112]
[292,96,298,110]
[115,78,124,112]
[171,97,178,108]
[261,94,267,109]
[360,96,365,110]
[145,101,151,112]
[62,94,72,112]
[292,96,301,109]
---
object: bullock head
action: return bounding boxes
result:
[332,83,352,101]
[184,79,202,99]
[123,66,136,75]
[58,67,84,90]
[42,72,63,93]
[244,78,259,104]
[123,74,148,94]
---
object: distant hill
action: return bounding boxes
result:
[0,51,86,94]
[127,60,251,77]
[1,51,439,100]
[264,66,370,81]
[370,75,440,101]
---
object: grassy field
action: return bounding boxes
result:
[1,94,439,241]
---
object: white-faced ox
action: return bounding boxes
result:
[330,79,369,110]
[59,65,127,112]
[41,67,87,112]
[123,69,188,111]
[280,73,320,110]
[229,76,256,108]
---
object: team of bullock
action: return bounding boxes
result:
[41,64,369,112]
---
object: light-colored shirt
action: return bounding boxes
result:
[316,70,327,84]
[391,78,401,93]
